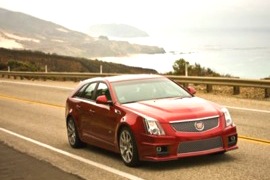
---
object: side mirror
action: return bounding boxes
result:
[187,86,196,95]
[96,95,113,105]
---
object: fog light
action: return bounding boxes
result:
[228,135,237,146]
[156,146,162,152]
[156,146,168,156]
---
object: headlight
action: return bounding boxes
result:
[144,118,165,135]
[222,107,233,126]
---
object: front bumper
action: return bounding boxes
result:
[138,126,238,162]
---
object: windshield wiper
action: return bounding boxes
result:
[122,100,138,104]
[174,96,191,100]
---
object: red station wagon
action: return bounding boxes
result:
[65,74,238,166]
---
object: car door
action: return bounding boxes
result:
[74,82,98,139]
[89,82,119,147]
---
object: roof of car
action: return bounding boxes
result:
[81,74,165,84]
[106,74,164,82]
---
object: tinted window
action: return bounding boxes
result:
[83,83,97,100]
[74,83,88,97]
[75,82,97,100]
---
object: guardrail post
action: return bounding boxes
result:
[183,83,189,88]
[206,84,212,93]
[265,88,270,98]
[100,65,103,74]
[233,86,240,95]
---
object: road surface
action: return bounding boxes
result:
[0,79,269,180]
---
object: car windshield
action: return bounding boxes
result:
[112,77,192,104]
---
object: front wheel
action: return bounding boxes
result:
[212,151,226,155]
[119,127,140,167]
[66,117,84,148]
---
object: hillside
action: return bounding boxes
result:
[0,8,165,57]
[87,24,149,38]
[0,48,157,74]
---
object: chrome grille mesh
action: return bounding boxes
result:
[178,136,223,154]
[170,116,219,132]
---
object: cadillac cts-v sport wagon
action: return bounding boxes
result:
[65,74,238,166]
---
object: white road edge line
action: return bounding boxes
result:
[1,80,270,114]
[226,106,270,114]
[0,127,144,180]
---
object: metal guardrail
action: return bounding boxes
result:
[1,71,270,98]
[168,75,270,98]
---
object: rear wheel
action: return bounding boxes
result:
[119,127,140,167]
[66,117,84,148]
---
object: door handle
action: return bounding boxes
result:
[89,109,95,113]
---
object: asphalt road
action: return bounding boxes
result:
[0,79,269,180]
[0,141,84,180]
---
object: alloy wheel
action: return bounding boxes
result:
[67,118,76,146]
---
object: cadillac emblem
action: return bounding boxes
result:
[194,121,204,131]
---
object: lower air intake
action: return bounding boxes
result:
[178,136,223,154]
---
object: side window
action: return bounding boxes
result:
[83,83,98,100]
[95,83,112,100]
[74,82,97,100]
[74,84,88,98]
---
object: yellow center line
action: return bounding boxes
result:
[0,94,269,145]
[0,94,65,108]
[238,135,270,145]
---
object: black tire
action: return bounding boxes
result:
[212,151,226,155]
[119,127,140,167]
[66,117,84,148]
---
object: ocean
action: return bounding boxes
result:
[96,29,270,79]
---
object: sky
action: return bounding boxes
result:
[0,0,269,36]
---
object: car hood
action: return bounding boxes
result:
[122,97,221,123]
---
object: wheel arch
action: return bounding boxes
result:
[117,122,141,166]
[116,123,131,147]
[115,114,145,153]
[66,113,73,124]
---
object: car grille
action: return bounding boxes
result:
[170,116,219,132]
[178,136,223,154]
